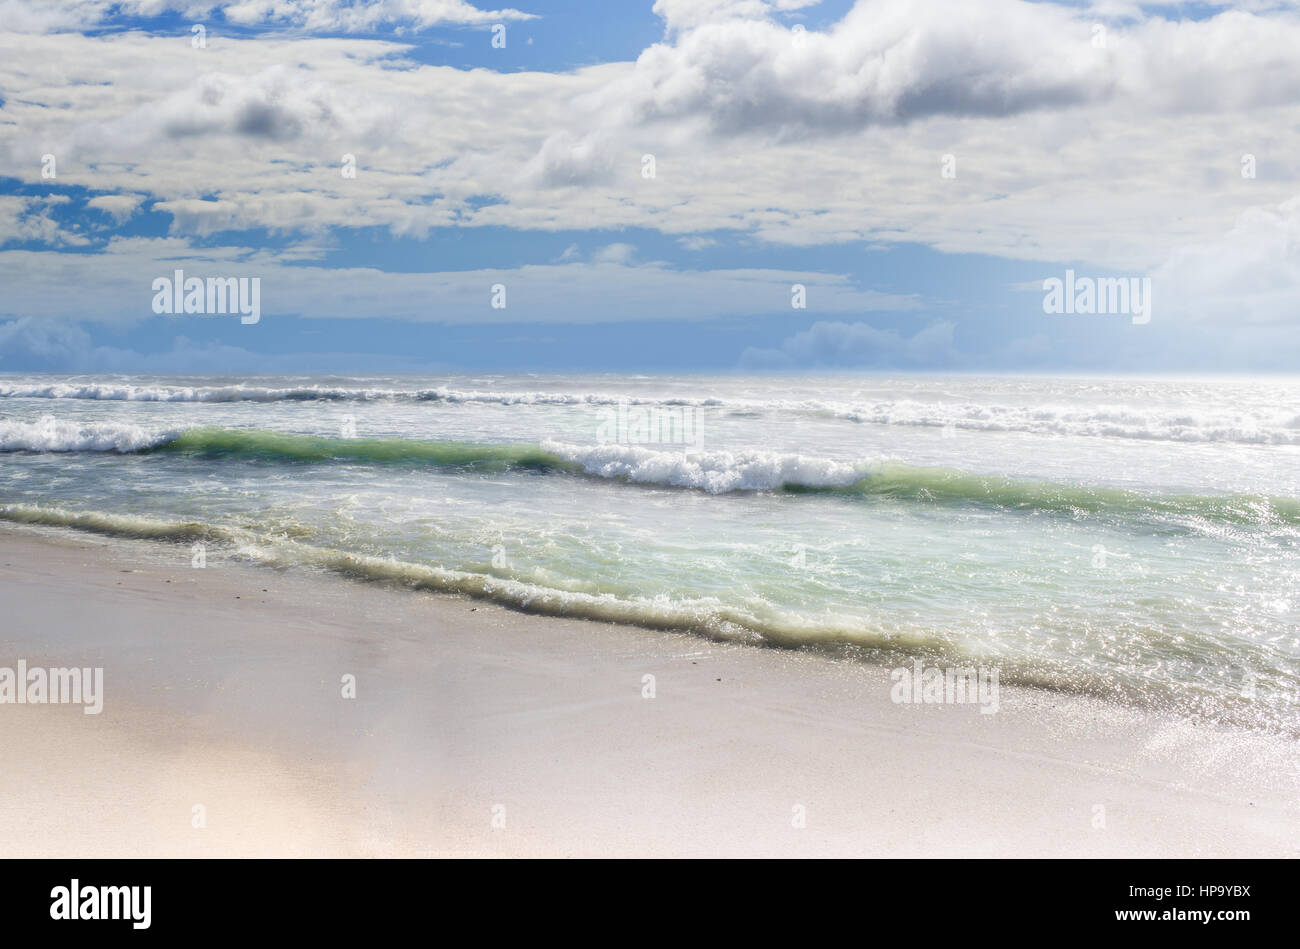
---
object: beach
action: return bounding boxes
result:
[2,521,1296,858]
[3,374,1299,737]
[6,0,1300,879]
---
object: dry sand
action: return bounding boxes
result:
[0,522,1296,857]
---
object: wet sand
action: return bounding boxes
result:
[1,523,1296,857]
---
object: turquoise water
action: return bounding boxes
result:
[1,373,1297,731]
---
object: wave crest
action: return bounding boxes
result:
[4,425,1299,524]
[0,417,172,453]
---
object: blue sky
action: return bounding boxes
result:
[1,0,1298,374]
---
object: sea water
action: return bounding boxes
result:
[1,373,1297,732]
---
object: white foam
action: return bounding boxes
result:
[0,382,387,403]
[811,398,1300,444]
[0,381,723,407]
[0,417,172,453]
[2,379,1296,445]
[543,440,874,493]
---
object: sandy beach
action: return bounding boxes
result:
[0,521,1294,858]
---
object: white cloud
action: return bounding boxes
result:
[86,193,146,223]
[0,235,919,325]
[0,195,90,246]
[222,0,535,30]
[0,0,532,34]
[592,242,635,263]
[621,1,1113,137]
[2,0,1300,332]
[652,0,821,33]
[1153,194,1300,328]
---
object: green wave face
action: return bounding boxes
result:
[154,428,580,472]
[140,428,1300,527]
[819,463,1300,525]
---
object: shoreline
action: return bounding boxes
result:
[1,521,1297,857]
[2,500,1289,735]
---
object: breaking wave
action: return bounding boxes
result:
[4,423,1299,524]
[3,381,1298,444]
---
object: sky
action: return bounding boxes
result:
[1,0,1299,374]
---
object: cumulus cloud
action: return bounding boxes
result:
[521,130,620,188]
[0,197,26,239]
[95,63,391,149]
[2,0,1300,340]
[0,195,90,246]
[1153,194,1300,328]
[621,1,1110,138]
[583,0,1300,144]
[86,194,146,223]
[591,242,636,263]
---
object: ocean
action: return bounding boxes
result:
[1,373,1297,733]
